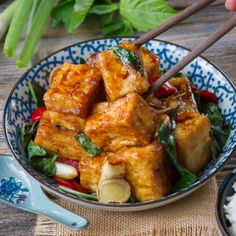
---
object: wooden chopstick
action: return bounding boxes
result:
[144,15,236,97]
[135,0,216,45]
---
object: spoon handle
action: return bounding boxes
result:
[135,0,216,45]
[144,15,236,97]
[31,197,88,230]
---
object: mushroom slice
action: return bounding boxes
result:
[97,179,131,203]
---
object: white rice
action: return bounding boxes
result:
[224,181,236,236]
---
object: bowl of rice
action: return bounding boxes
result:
[217,166,236,236]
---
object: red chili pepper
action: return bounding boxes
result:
[191,87,217,103]
[53,177,87,193]
[32,107,46,122]
[149,76,177,98]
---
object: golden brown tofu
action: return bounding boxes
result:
[174,114,211,173]
[79,141,173,202]
[120,41,160,78]
[34,112,87,161]
[96,47,149,102]
[48,111,86,132]
[85,93,155,152]
[79,153,106,193]
[44,62,102,131]
[168,76,199,122]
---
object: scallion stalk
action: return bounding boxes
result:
[0,0,19,40]
[3,0,33,58]
[17,0,54,68]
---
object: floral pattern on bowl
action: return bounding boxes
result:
[3,37,236,211]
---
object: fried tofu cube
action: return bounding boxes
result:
[79,141,173,201]
[34,112,87,161]
[116,141,172,202]
[120,41,160,78]
[174,114,211,173]
[79,154,106,192]
[85,93,155,152]
[44,62,102,131]
[168,76,199,121]
[96,47,149,102]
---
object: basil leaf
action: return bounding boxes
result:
[51,0,94,32]
[27,140,47,159]
[90,3,119,15]
[158,122,196,191]
[119,0,178,32]
[68,0,95,32]
[32,82,47,107]
[100,12,114,27]
[31,155,57,177]
[203,102,223,127]
[20,121,39,149]
[59,185,97,200]
[79,57,86,64]
[75,133,102,157]
[112,46,144,75]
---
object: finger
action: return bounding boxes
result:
[225,0,236,11]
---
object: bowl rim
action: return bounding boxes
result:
[216,167,236,236]
[3,36,236,210]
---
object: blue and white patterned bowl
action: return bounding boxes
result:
[3,37,236,211]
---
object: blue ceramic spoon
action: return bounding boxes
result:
[0,154,88,230]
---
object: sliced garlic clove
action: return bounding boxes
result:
[97,179,131,203]
[101,160,125,180]
[55,162,78,180]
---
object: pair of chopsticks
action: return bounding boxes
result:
[134,0,236,97]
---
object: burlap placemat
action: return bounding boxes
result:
[34,178,219,236]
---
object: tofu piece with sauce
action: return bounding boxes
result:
[34,111,87,161]
[174,114,211,173]
[84,93,155,152]
[96,43,150,101]
[79,141,173,202]
[44,62,102,131]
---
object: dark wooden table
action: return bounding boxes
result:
[0,2,235,235]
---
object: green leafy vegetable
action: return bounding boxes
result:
[17,0,54,68]
[101,19,133,36]
[79,57,86,64]
[27,140,47,159]
[90,3,119,15]
[75,133,102,157]
[203,103,230,162]
[20,121,39,149]
[4,0,33,58]
[158,122,197,191]
[0,0,19,40]
[112,46,144,75]
[28,81,46,107]
[119,0,178,32]
[59,185,97,200]
[52,0,95,32]
[31,155,57,177]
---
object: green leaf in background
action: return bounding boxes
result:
[31,155,57,177]
[158,122,197,191]
[75,133,102,157]
[90,3,119,15]
[112,46,143,75]
[119,0,178,31]
[69,0,95,32]
[101,19,133,36]
[51,0,94,32]
[27,140,47,159]
[51,0,74,29]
